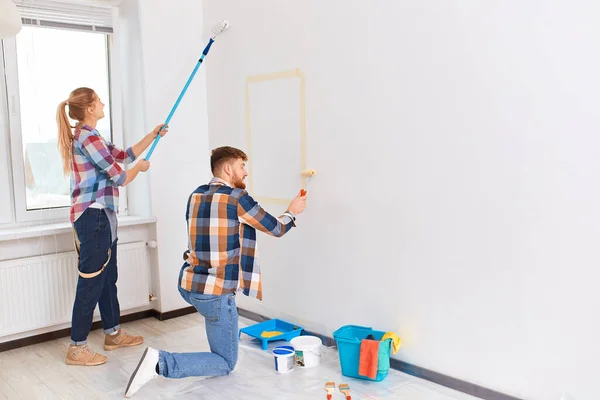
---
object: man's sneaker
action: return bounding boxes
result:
[65,344,107,366]
[104,329,144,350]
[125,347,159,398]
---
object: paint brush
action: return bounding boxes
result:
[339,383,352,400]
[324,381,335,399]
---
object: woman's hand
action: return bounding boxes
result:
[131,124,170,159]
[151,123,169,138]
[136,159,150,172]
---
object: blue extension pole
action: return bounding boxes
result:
[144,38,215,161]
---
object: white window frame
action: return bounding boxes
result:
[0,14,128,225]
[0,51,16,225]
[107,31,129,217]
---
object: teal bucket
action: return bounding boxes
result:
[333,325,392,382]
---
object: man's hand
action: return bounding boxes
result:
[287,191,307,215]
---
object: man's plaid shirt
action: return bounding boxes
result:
[178,177,296,300]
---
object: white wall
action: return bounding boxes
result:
[115,0,151,218]
[131,0,212,312]
[202,1,600,399]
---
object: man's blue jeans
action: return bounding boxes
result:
[158,287,239,378]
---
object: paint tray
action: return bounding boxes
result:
[239,319,304,350]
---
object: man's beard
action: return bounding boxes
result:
[232,175,246,189]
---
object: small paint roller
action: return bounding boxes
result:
[144,20,231,161]
[300,169,315,196]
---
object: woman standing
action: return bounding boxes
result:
[57,87,168,366]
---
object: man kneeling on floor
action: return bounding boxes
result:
[125,146,307,397]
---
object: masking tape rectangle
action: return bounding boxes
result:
[245,69,307,204]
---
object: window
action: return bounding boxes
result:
[8,27,112,211]
[0,1,122,224]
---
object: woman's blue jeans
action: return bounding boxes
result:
[70,208,120,345]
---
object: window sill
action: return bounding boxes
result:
[0,216,157,242]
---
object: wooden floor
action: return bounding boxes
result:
[0,313,483,399]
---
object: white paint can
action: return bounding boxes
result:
[290,336,322,368]
[273,345,295,373]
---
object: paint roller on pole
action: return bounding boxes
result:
[144,20,231,161]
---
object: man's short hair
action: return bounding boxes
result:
[210,146,248,174]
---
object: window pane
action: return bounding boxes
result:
[15,26,112,211]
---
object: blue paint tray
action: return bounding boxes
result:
[239,319,304,350]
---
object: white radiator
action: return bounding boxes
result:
[0,241,150,338]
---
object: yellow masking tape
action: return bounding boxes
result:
[254,196,291,206]
[245,68,309,204]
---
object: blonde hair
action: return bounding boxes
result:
[56,87,98,175]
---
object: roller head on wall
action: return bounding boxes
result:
[211,20,230,38]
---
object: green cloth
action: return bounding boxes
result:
[377,338,392,373]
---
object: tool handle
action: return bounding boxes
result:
[145,38,215,161]
[326,395,332,400]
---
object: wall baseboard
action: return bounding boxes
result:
[389,359,523,400]
[0,304,523,400]
[153,306,196,321]
[0,310,154,353]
